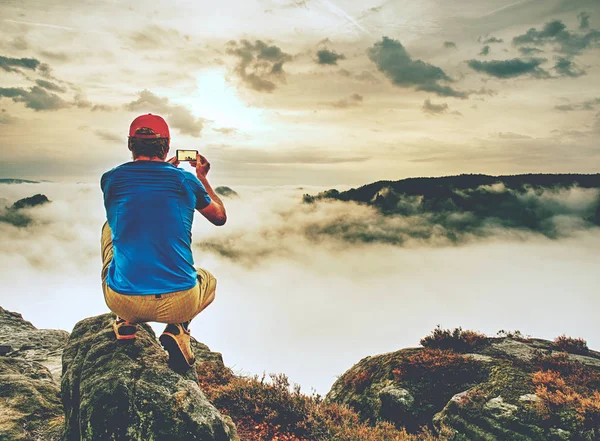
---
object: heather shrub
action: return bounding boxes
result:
[420,326,486,352]
[496,329,532,342]
[554,335,589,355]
[197,364,445,441]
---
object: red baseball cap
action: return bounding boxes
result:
[128,113,170,139]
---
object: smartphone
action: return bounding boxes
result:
[176,149,198,162]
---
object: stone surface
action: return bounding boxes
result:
[0,307,69,382]
[483,396,518,419]
[61,313,238,441]
[327,336,600,440]
[0,307,66,441]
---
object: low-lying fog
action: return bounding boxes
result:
[1,181,599,394]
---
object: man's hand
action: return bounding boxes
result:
[166,156,180,167]
[189,153,210,178]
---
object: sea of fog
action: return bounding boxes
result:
[1,181,599,395]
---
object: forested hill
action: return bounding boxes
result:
[306,174,600,205]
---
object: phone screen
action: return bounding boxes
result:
[177,150,198,161]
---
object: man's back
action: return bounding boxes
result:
[101,160,211,295]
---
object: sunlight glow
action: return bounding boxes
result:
[184,69,266,132]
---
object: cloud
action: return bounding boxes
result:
[554,98,600,112]
[213,127,238,135]
[578,12,590,30]
[480,45,490,56]
[126,25,187,50]
[0,109,17,124]
[225,39,293,92]
[94,130,122,143]
[0,55,40,73]
[0,86,69,111]
[495,132,532,139]
[443,41,457,49]
[316,48,346,65]
[337,69,380,84]
[481,36,504,44]
[124,89,207,137]
[467,57,549,78]
[422,99,448,115]
[512,19,600,56]
[39,50,71,62]
[322,93,363,108]
[553,57,585,77]
[367,37,467,98]
[73,94,116,112]
[34,79,66,93]
[518,47,544,55]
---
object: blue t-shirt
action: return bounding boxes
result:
[100,161,211,295]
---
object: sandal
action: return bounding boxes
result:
[159,323,196,367]
[113,317,137,340]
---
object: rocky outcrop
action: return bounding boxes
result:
[326,336,600,440]
[61,313,238,441]
[0,307,66,440]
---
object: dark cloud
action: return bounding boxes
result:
[0,55,40,73]
[518,47,544,55]
[367,37,467,99]
[553,57,585,77]
[0,86,69,111]
[322,93,363,109]
[316,48,346,65]
[467,57,549,78]
[480,45,490,56]
[225,39,293,92]
[124,89,206,137]
[34,79,66,93]
[482,36,504,44]
[422,99,448,115]
[578,12,590,30]
[443,41,457,49]
[512,19,600,56]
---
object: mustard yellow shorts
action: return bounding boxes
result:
[101,221,216,324]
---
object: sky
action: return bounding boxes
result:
[1,0,600,395]
[0,0,599,185]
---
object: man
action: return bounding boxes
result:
[100,113,227,368]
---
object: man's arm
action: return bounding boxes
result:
[190,153,227,226]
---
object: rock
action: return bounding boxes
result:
[61,313,238,441]
[483,396,518,419]
[0,307,69,382]
[519,393,540,404]
[378,386,414,424]
[0,357,63,441]
[328,335,600,440]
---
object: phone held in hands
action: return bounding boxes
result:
[176,149,198,161]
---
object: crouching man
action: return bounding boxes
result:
[100,113,226,368]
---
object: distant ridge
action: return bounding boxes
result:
[0,178,40,184]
